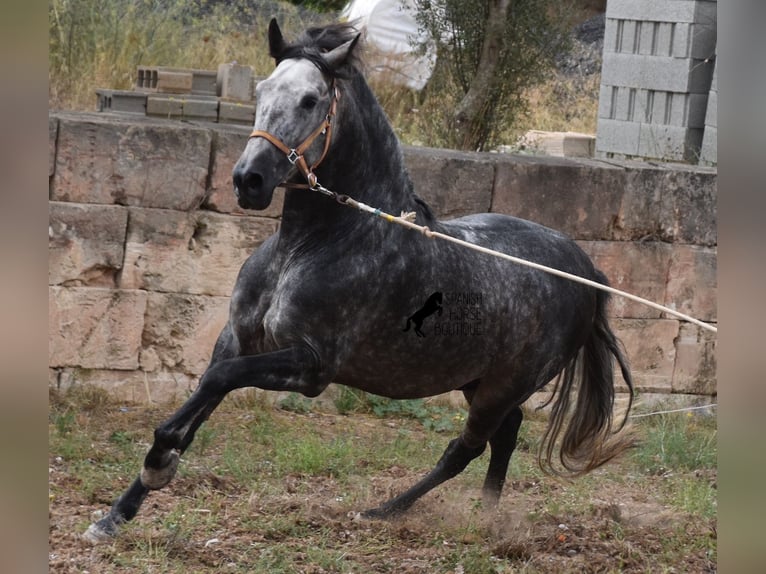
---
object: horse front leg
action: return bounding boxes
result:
[84,346,326,543]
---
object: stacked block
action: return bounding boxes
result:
[596,0,717,162]
[699,52,717,165]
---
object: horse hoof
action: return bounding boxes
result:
[82,515,119,544]
[140,449,180,490]
[359,505,401,521]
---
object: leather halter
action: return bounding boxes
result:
[248,81,339,189]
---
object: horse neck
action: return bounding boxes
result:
[278,71,430,246]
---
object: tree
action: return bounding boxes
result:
[414,0,572,150]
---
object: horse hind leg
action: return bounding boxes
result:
[482,406,523,507]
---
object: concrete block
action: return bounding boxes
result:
[49,202,128,286]
[120,207,278,296]
[51,112,211,210]
[595,118,641,156]
[217,63,253,101]
[49,286,147,370]
[218,100,256,125]
[136,67,193,93]
[142,292,230,376]
[191,70,218,96]
[146,95,183,119]
[403,146,494,219]
[181,97,219,121]
[205,127,286,218]
[577,241,673,319]
[607,0,716,24]
[96,89,147,115]
[492,156,627,240]
[49,116,58,179]
[602,53,714,93]
[699,125,717,165]
[671,323,717,395]
[664,245,717,322]
[613,318,679,393]
[638,123,703,161]
[704,81,717,128]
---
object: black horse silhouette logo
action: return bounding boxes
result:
[403,292,443,337]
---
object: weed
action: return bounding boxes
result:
[277,392,314,414]
[632,412,717,475]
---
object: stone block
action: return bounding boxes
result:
[217,63,253,101]
[49,286,147,370]
[657,166,717,245]
[671,322,717,395]
[52,367,197,405]
[120,207,278,296]
[491,155,626,240]
[578,241,673,319]
[219,100,256,125]
[637,123,704,162]
[181,97,219,121]
[49,116,58,179]
[403,146,494,219]
[205,128,286,218]
[51,112,211,210]
[49,202,128,286]
[664,245,717,322]
[141,292,230,376]
[613,318,679,393]
[96,89,147,115]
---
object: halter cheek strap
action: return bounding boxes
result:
[248,81,340,189]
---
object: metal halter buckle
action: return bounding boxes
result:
[286,149,300,165]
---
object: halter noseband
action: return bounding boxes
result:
[248,80,340,189]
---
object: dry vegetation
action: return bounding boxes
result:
[49,386,716,573]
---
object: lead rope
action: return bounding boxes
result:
[309,183,717,334]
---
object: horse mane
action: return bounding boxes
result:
[272,22,363,78]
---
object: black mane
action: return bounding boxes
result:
[272,22,362,78]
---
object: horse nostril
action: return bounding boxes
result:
[233,167,264,194]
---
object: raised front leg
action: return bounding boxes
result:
[84,346,326,543]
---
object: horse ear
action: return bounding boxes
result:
[268,18,286,60]
[321,33,361,70]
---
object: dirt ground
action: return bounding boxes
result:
[49,398,716,573]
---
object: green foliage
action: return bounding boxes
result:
[412,0,574,150]
[277,392,314,414]
[632,412,717,475]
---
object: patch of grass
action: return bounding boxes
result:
[632,412,717,475]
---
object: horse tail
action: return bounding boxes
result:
[402,317,412,332]
[538,279,635,477]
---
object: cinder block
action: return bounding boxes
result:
[699,125,717,165]
[191,70,218,96]
[48,286,147,370]
[218,100,255,125]
[136,67,193,94]
[181,97,219,121]
[403,146,494,219]
[664,245,717,321]
[217,63,253,101]
[51,113,211,210]
[142,292,230,376]
[671,322,717,395]
[146,95,183,118]
[96,89,147,115]
[607,0,716,24]
[49,202,128,286]
[120,207,278,296]
[638,123,703,161]
[602,53,714,93]
[577,241,673,319]
[595,118,641,156]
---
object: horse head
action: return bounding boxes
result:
[233,19,360,210]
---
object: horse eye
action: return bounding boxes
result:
[300,95,318,111]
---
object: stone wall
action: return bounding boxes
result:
[48,112,717,404]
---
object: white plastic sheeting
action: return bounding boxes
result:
[343,0,435,90]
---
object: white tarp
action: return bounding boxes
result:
[343,0,435,90]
